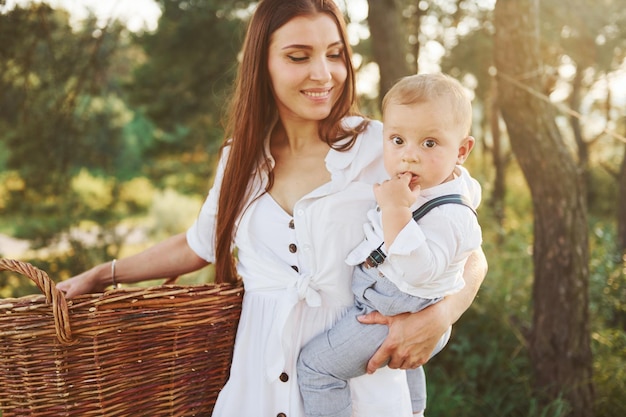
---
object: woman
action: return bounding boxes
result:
[58,1,487,416]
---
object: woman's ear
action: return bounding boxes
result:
[457,136,475,164]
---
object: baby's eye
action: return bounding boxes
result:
[423,139,437,148]
[391,136,404,145]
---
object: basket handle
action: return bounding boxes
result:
[0,258,74,345]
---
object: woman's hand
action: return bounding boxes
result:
[357,301,450,374]
[56,264,110,298]
[57,233,209,298]
[359,248,487,373]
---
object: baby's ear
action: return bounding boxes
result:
[457,136,475,164]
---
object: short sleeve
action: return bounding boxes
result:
[186,147,230,263]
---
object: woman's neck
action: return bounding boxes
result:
[268,121,331,214]
[274,119,322,154]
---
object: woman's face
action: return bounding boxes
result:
[267,13,347,124]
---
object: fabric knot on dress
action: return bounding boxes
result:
[295,274,322,307]
[264,274,322,382]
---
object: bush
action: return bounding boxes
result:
[425,188,626,416]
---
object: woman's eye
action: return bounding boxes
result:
[287,55,308,62]
[391,136,404,145]
[328,51,343,59]
[327,46,344,59]
[423,139,436,148]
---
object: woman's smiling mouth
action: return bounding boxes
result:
[302,88,331,98]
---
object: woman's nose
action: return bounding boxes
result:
[310,57,331,82]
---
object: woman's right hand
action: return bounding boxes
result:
[57,233,209,298]
[57,263,110,298]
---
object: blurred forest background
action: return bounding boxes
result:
[0,0,625,416]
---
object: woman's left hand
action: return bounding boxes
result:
[357,301,450,374]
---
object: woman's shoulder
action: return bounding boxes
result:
[332,116,382,153]
[327,116,385,182]
[342,115,383,136]
[340,116,383,154]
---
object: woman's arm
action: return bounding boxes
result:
[56,233,209,298]
[357,247,487,373]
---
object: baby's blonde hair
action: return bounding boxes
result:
[382,73,473,136]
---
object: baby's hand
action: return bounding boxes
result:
[374,173,420,210]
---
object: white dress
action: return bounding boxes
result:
[186,117,413,417]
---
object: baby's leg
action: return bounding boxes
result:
[406,366,426,414]
[406,327,453,415]
[297,309,389,417]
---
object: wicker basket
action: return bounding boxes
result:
[0,258,243,417]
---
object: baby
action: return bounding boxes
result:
[297,73,483,417]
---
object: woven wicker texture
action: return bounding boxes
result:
[0,258,243,417]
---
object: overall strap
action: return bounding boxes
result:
[411,194,476,221]
[364,194,476,269]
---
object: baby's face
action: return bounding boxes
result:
[382,99,471,190]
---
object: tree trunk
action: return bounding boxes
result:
[408,0,424,74]
[569,64,594,205]
[367,0,412,103]
[618,142,626,254]
[493,1,594,415]
[488,79,507,235]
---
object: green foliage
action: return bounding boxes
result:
[589,220,626,328]
[425,196,539,416]
[72,169,116,212]
[0,178,211,298]
[140,128,220,195]
[588,165,622,218]
[0,4,136,246]
[0,5,125,190]
[145,188,203,242]
[592,328,626,416]
[127,0,250,158]
[426,178,625,417]
[0,266,40,299]
[587,220,626,415]
[117,111,158,179]
[0,140,7,171]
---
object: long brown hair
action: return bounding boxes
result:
[214,0,367,283]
